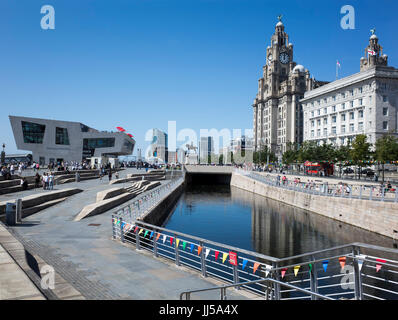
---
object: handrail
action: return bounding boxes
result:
[180,278,335,300]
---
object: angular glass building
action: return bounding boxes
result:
[9,116,135,165]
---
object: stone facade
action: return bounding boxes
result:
[302,32,398,146]
[252,18,326,158]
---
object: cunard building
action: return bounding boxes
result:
[252,17,327,159]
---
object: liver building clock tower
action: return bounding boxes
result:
[252,17,326,159]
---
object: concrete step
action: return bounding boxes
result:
[21,197,67,218]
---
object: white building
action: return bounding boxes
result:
[199,136,214,164]
[302,31,398,147]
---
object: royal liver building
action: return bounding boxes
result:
[252,17,326,158]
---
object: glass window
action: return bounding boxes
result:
[350,112,354,120]
[341,125,346,133]
[350,123,354,132]
[383,96,388,102]
[55,127,70,145]
[332,126,337,134]
[359,110,364,118]
[342,103,345,110]
[332,106,336,112]
[359,98,363,105]
[324,118,328,124]
[21,121,46,144]
[383,107,388,116]
[332,116,336,123]
[359,122,364,131]
[383,121,388,130]
[323,128,328,136]
[341,114,346,121]
[80,123,90,132]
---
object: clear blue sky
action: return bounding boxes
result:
[1,0,397,156]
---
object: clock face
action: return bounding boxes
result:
[279,52,290,64]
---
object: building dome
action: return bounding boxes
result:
[370,34,378,40]
[276,21,283,27]
[293,64,305,73]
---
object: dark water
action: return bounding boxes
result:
[164,184,396,259]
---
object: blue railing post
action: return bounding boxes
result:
[233,263,239,290]
[136,224,141,250]
[153,230,158,257]
[112,215,116,239]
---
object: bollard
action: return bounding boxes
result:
[16,199,22,223]
[75,172,80,182]
[5,202,17,226]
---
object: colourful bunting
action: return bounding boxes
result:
[162,235,167,244]
[176,239,180,248]
[308,263,313,274]
[190,243,195,252]
[242,259,248,270]
[294,265,300,277]
[265,265,272,277]
[253,262,260,274]
[205,249,210,259]
[339,257,346,270]
[134,227,139,233]
[156,233,161,242]
[322,260,329,272]
[281,268,287,279]
[138,229,144,235]
[197,246,202,256]
[170,237,174,246]
[215,251,220,261]
[144,230,149,238]
[222,253,229,264]
[376,259,386,272]
[182,241,187,250]
[150,231,154,239]
[357,255,367,271]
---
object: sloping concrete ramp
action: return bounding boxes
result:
[0,188,83,214]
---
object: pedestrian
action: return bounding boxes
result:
[21,177,28,191]
[115,171,119,180]
[35,173,40,188]
[48,172,54,190]
[108,168,112,181]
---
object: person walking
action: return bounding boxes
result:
[35,173,40,188]
[48,172,54,190]
[108,168,112,181]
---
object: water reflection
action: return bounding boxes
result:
[164,184,396,259]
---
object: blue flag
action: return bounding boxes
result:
[322,260,329,272]
[190,243,195,253]
[242,259,248,270]
[150,231,154,239]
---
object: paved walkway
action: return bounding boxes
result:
[3,168,253,300]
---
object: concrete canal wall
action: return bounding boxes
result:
[231,172,398,239]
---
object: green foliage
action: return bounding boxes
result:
[375,134,398,163]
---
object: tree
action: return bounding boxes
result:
[297,141,318,163]
[282,142,299,166]
[350,134,372,180]
[375,134,398,182]
[334,143,352,177]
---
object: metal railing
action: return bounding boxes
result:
[180,278,334,300]
[112,215,398,300]
[113,171,185,221]
[235,169,398,203]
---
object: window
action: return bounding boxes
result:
[332,126,337,134]
[359,110,364,118]
[350,101,354,108]
[342,103,345,110]
[323,128,328,136]
[350,112,354,120]
[359,98,363,105]
[80,124,90,132]
[332,116,337,123]
[317,119,321,126]
[83,138,116,158]
[359,122,364,131]
[350,90,354,96]
[324,108,327,114]
[359,87,363,94]
[311,130,314,138]
[317,129,321,137]
[383,96,388,102]
[311,120,314,127]
[342,93,346,99]
[332,106,336,112]
[333,96,336,101]
[21,121,46,144]
[341,125,346,133]
[383,121,388,130]
[317,109,321,116]
[55,127,70,145]
[341,114,346,121]
[324,118,328,125]
[383,107,388,116]
[350,124,354,132]
[311,111,314,117]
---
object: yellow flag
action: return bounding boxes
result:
[294,265,300,277]
[176,239,180,248]
[138,229,144,235]
[222,253,229,263]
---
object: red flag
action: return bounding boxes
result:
[339,257,346,270]
[170,237,174,246]
[215,251,220,261]
[281,268,288,279]
[376,259,386,272]
[126,133,134,138]
[116,126,126,132]
[134,227,138,233]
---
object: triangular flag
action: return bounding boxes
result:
[242,259,248,270]
[265,265,272,277]
[222,253,229,263]
[322,260,329,272]
[197,246,202,256]
[308,263,313,274]
[339,257,346,270]
[176,239,180,248]
[182,241,187,250]
[357,255,367,271]
[155,233,161,241]
[281,268,287,279]
[205,249,210,259]
[170,237,174,246]
[253,262,260,274]
[190,243,194,252]
[144,230,149,238]
[150,231,154,239]
[376,259,386,272]
[215,251,220,261]
[121,222,125,228]
[134,227,139,233]
[138,228,144,235]
[294,265,300,277]
[162,235,167,243]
